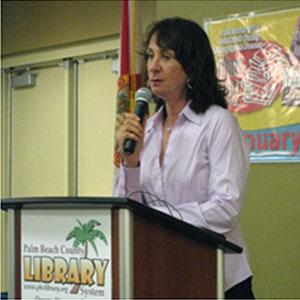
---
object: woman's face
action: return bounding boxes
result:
[146,34,188,102]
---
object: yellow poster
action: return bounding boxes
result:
[205,7,300,162]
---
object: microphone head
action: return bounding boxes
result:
[135,87,152,103]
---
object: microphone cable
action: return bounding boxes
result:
[127,190,184,221]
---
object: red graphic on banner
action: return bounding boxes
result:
[221,40,299,113]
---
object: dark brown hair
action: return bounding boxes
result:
[143,17,228,113]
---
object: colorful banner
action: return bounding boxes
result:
[114,0,143,167]
[205,8,300,162]
[21,209,112,299]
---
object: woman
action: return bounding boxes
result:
[114,17,255,299]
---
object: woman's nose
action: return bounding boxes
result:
[149,57,161,72]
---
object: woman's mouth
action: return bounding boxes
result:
[150,79,163,86]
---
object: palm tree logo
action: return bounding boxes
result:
[66,219,108,294]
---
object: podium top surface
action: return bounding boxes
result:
[1,196,242,254]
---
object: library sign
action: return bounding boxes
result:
[21,209,112,299]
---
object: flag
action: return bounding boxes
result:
[114,0,143,167]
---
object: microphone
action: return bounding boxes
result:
[123,87,152,154]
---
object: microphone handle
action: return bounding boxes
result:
[123,139,136,154]
[123,101,148,154]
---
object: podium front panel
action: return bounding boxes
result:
[132,212,218,298]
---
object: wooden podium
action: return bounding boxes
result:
[1,197,242,299]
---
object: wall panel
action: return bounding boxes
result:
[78,59,118,196]
[12,66,68,196]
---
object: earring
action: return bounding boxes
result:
[186,78,193,90]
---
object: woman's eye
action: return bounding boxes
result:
[162,51,175,61]
[145,53,154,60]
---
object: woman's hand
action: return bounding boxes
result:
[117,113,146,168]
